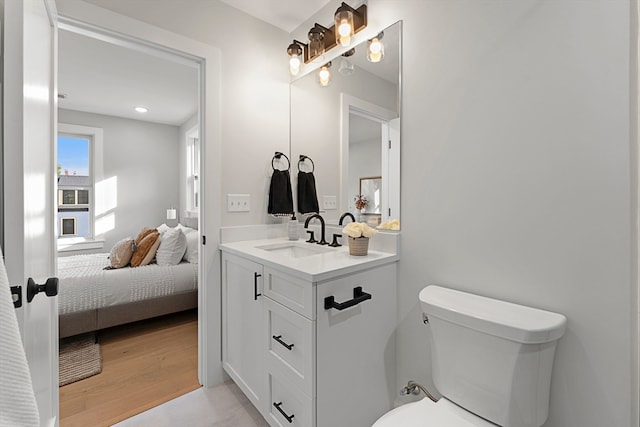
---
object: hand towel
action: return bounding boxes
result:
[0,245,40,426]
[268,169,294,216]
[297,171,320,214]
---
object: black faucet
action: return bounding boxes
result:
[304,214,328,245]
[339,212,356,225]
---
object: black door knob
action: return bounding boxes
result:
[26,277,58,303]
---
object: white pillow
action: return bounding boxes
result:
[182,229,199,263]
[157,223,170,235]
[156,228,187,266]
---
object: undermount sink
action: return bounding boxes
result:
[256,241,334,258]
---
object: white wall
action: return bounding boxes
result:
[59,109,180,251]
[354,1,631,426]
[74,0,291,227]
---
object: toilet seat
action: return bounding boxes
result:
[372,397,498,427]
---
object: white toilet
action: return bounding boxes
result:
[374,285,567,427]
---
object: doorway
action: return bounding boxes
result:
[56,18,205,423]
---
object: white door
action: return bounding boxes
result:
[3,0,58,425]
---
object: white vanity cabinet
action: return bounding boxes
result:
[221,253,267,413]
[221,248,397,427]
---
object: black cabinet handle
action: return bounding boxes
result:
[324,286,371,311]
[254,272,262,300]
[272,335,294,350]
[273,402,295,423]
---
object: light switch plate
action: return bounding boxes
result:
[227,194,250,212]
[323,195,337,210]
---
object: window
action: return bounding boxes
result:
[60,217,77,236]
[59,189,89,206]
[186,128,200,213]
[57,124,104,251]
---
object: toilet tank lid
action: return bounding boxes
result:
[420,285,567,344]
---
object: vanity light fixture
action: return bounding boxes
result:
[286,2,366,73]
[134,106,148,113]
[318,62,332,87]
[367,32,384,63]
[287,40,308,76]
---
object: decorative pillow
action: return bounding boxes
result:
[182,228,199,264]
[135,227,157,244]
[156,228,187,266]
[131,229,161,267]
[109,238,135,268]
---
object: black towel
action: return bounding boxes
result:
[268,169,294,216]
[297,171,319,214]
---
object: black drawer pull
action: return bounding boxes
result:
[324,286,371,311]
[273,402,295,423]
[254,272,262,300]
[272,335,294,350]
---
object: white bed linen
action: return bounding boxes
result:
[57,253,197,315]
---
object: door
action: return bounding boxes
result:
[221,253,266,413]
[3,0,58,425]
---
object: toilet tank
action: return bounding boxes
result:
[420,285,566,427]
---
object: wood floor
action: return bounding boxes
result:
[60,309,200,427]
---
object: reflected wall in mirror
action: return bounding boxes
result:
[290,21,401,229]
[359,176,382,225]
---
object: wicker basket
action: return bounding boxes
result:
[347,236,370,256]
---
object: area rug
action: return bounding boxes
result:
[59,334,102,386]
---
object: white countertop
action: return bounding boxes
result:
[219,237,399,282]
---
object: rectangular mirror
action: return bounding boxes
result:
[290,21,401,228]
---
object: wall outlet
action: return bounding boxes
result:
[323,195,337,210]
[227,194,250,212]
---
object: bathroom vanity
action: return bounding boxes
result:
[220,236,398,427]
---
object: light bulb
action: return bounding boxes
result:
[367,37,384,63]
[289,56,301,75]
[287,41,305,76]
[318,65,331,86]
[308,26,325,59]
[334,5,354,47]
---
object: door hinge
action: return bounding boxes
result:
[10,286,22,308]
[202,235,206,245]
[388,208,391,216]
[388,139,392,149]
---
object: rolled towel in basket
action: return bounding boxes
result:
[297,171,319,214]
[268,169,294,216]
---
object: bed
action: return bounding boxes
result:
[57,225,199,338]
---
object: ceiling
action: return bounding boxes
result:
[218,0,331,33]
[58,29,199,126]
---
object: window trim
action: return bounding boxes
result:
[57,123,104,252]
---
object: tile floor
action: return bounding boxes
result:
[113,381,269,427]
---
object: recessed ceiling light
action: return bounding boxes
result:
[134,106,149,113]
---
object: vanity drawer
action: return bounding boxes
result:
[264,296,315,397]
[264,267,315,319]
[267,371,314,427]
